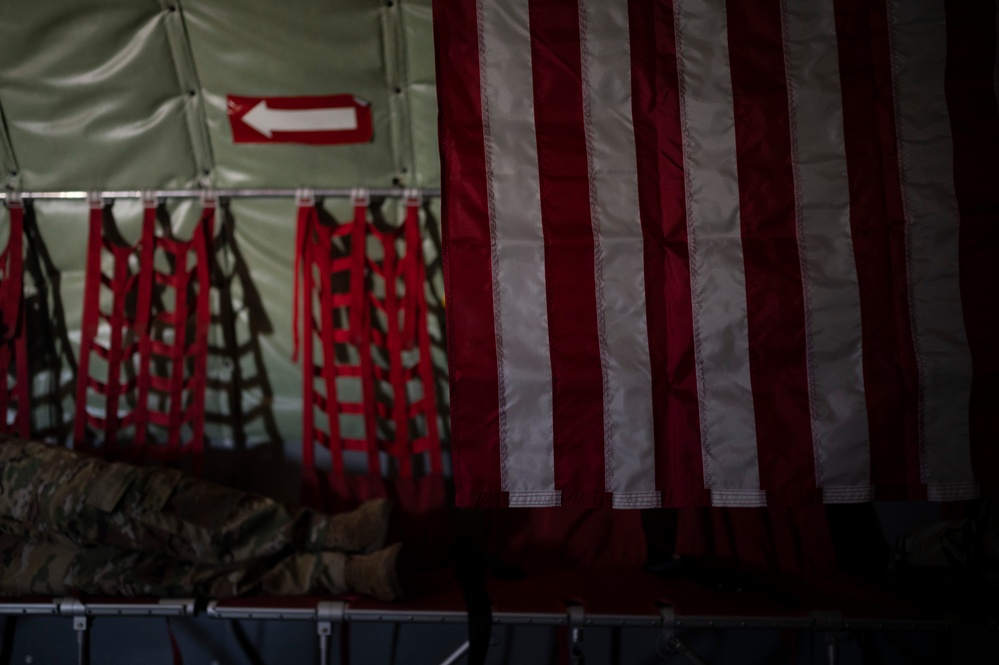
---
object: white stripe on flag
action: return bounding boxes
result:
[477,0,559,504]
[579,0,659,506]
[674,0,764,507]
[889,0,975,497]
[782,0,872,502]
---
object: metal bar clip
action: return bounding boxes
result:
[296,188,315,208]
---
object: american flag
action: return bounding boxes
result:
[434,0,999,508]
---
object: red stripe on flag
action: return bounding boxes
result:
[434,0,504,506]
[629,0,705,506]
[834,0,922,499]
[945,2,999,488]
[529,0,606,505]
[727,0,817,503]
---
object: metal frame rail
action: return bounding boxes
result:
[0,598,195,665]
[1,189,441,201]
[0,595,980,665]
[205,598,964,665]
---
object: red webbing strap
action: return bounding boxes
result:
[348,189,369,346]
[73,195,106,449]
[401,191,421,349]
[164,227,190,456]
[165,619,184,665]
[0,198,28,437]
[132,197,158,450]
[297,192,321,501]
[379,229,412,478]
[312,220,347,476]
[401,190,442,472]
[187,199,215,470]
[0,340,11,433]
[348,192,379,476]
[0,200,24,344]
[12,312,28,438]
[103,232,136,449]
[414,259,443,474]
[292,190,316,363]
[359,299,379,476]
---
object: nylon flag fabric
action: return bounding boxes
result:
[434,0,999,508]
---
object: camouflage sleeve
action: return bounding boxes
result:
[1,437,391,564]
[0,534,278,597]
[0,437,309,563]
[0,535,402,601]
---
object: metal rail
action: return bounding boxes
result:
[204,600,960,632]
[0,188,441,201]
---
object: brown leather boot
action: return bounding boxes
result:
[344,542,405,602]
[310,499,393,554]
[273,542,404,600]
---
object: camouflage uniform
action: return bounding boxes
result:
[0,436,402,600]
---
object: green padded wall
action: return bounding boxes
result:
[0,0,443,500]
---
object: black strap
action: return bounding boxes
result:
[0,616,16,665]
[453,536,493,665]
[21,203,71,439]
[230,620,268,665]
[165,618,184,665]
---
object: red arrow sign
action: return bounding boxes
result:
[228,95,373,145]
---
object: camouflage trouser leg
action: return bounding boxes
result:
[0,438,383,564]
[0,535,354,598]
[1,436,394,582]
[120,475,389,562]
[0,535,404,600]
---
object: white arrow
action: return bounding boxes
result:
[242,100,358,137]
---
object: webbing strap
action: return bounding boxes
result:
[0,200,23,344]
[165,618,184,665]
[165,225,190,454]
[299,191,441,496]
[300,192,381,494]
[73,197,106,449]
[75,197,212,466]
[316,224,346,476]
[408,195,442,473]
[188,202,215,471]
[0,199,28,437]
[0,617,16,665]
[133,201,158,449]
[401,191,421,349]
[102,240,136,447]
[373,193,442,476]
[140,201,213,466]
[380,232,411,477]
[291,190,316,363]
[298,199,318,492]
[348,190,368,345]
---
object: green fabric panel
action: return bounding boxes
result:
[0,104,18,188]
[181,0,402,188]
[0,2,199,190]
[207,198,303,447]
[158,1,216,182]
[400,0,439,188]
[27,201,92,436]
[401,1,435,84]
[408,85,441,188]
[1,1,447,494]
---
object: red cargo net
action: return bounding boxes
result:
[296,190,441,502]
[0,193,29,437]
[74,193,214,468]
[367,191,442,478]
[296,189,378,500]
